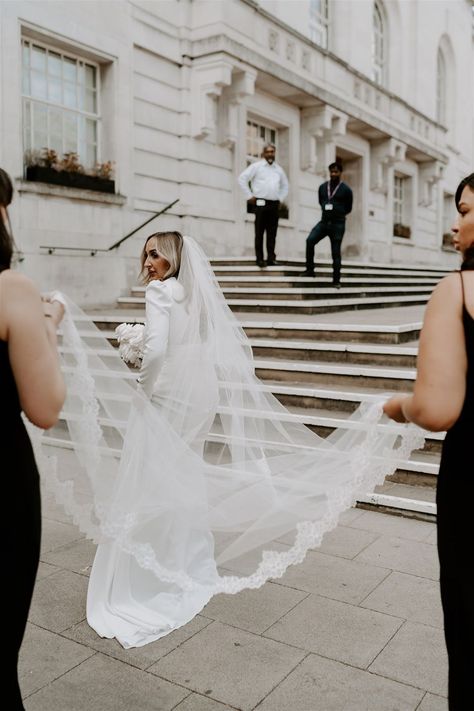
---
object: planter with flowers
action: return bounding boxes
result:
[393,223,411,239]
[25,149,115,194]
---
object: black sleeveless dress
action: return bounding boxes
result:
[436,272,474,710]
[0,340,41,710]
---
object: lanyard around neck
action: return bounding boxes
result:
[327,181,341,200]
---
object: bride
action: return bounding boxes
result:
[36,230,423,649]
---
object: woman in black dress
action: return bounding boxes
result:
[0,168,65,710]
[384,173,474,710]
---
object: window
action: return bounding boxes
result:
[22,39,100,168]
[309,0,329,50]
[393,175,411,238]
[436,48,446,125]
[372,1,386,86]
[442,192,455,249]
[246,120,277,164]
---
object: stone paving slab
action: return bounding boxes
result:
[418,694,449,711]
[273,549,390,604]
[28,569,88,633]
[255,653,425,711]
[63,614,212,671]
[346,509,435,541]
[201,581,308,634]
[360,571,444,628]
[369,621,448,697]
[263,593,403,669]
[20,508,448,710]
[149,620,306,711]
[24,653,189,711]
[354,535,439,580]
[174,695,236,710]
[19,623,94,697]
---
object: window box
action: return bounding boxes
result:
[393,223,411,239]
[25,165,115,193]
[442,231,456,251]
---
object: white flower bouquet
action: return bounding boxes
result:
[115,323,144,366]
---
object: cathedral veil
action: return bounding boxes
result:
[30,236,426,598]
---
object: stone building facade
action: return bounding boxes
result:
[0,0,472,303]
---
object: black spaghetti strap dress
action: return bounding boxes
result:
[436,271,474,710]
[0,340,41,710]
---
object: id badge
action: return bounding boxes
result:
[324,203,333,211]
[256,199,265,206]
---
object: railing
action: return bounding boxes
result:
[40,198,179,256]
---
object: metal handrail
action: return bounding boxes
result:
[40,198,179,255]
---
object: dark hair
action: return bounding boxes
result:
[455,173,474,212]
[0,168,14,272]
[328,162,342,171]
[454,174,474,271]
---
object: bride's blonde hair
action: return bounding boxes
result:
[140,231,183,284]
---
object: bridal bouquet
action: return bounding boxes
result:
[115,323,144,366]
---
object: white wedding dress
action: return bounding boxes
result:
[32,237,425,648]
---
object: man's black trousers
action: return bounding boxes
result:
[306,219,346,283]
[254,201,279,263]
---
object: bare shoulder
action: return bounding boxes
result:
[1,270,42,316]
[1,269,39,294]
[427,272,462,309]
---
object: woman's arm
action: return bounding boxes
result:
[384,273,467,431]
[137,280,173,397]
[2,271,66,429]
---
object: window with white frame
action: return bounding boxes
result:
[22,39,100,168]
[309,0,329,50]
[436,48,447,125]
[372,1,386,86]
[246,120,277,164]
[393,174,411,238]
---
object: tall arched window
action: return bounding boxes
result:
[436,48,447,124]
[372,1,386,86]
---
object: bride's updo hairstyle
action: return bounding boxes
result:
[140,230,184,284]
[455,173,474,272]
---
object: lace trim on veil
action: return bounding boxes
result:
[32,251,426,598]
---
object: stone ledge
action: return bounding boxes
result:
[16,179,127,205]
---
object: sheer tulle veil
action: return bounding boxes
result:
[31,236,425,595]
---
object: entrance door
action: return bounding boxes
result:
[335,151,365,259]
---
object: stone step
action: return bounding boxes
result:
[254,357,416,391]
[209,256,450,274]
[221,285,433,302]
[50,393,442,486]
[228,294,430,314]
[214,276,439,289]
[251,338,417,367]
[240,319,422,344]
[357,483,436,520]
[117,294,430,315]
[41,433,437,520]
[132,277,439,295]
[212,264,450,278]
[84,315,423,345]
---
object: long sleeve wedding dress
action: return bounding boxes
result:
[31,237,425,648]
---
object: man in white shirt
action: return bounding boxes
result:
[238,144,289,267]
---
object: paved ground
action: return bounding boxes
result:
[20,480,448,711]
[21,302,447,710]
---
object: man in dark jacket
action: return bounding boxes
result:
[301,162,353,287]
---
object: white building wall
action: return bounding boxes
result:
[0,0,472,304]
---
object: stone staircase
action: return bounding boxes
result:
[88,256,452,521]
